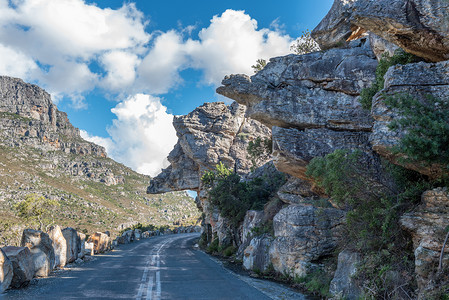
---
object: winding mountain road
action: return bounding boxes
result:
[3,233,305,300]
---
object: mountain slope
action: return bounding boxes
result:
[0,76,200,246]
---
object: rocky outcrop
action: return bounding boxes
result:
[243,234,274,273]
[217,45,376,131]
[269,205,345,277]
[370,60,449,178]
[0,248,13,293]
[20,229,55,277]
[47,225,67,268]
[147,102,271,246]
[400,188,449,293]
[329,250,362,299]
[148,102,271,194]
[277,177,318,205]
[1,246,34,289]
[77,233,86,259]
[62,227,80,264]
[312,0,449,62]
[0,76,106,156]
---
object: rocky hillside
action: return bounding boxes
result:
[0,76,200,246]
[149,0,449,298]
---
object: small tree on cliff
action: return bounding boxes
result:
[290,30,320,55]
[251,59,267,73]
[14,194,60,230]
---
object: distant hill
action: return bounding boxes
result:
[0,76,200,246]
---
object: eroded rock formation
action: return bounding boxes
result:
[312,0,449,62]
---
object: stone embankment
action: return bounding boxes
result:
[0,225,200,293]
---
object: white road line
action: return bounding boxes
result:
[145,275,154,300]
[136,283,145,299]
[156,271,161,300]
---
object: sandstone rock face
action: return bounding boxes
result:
[243,235,274,273]
[62,227,80,264]
[351,0,449,62]
[1,246,34,288]
[368,33,399,60]
[311,0,358,50]
[370,60,449,177]
[240,211,264,251]
[272,126,374,180]
[329,250,362,299]
[277,177,317,205]
[0,248,13,293]
[148,102,271,194]
[313,0,449,62]
[269,205,345,277]
[20,229,55,277]
[217,46,376,131]
[400,188,449,292]
[47,225,67,268]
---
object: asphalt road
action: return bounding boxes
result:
[2,233,306,300]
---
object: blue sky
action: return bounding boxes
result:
[0,0,333,176]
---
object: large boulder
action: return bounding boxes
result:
[88,232,110,254]
[370,60,449,178]
[243,234,274,273]
[329,250,362,299]
[217,45,376,131]
[269,205,345,277]
[0,248,13,293]
[77,232,86,259]
[1,246,34,288]
[62,227,80,263]
[20,229,55,277]
[400,188,449,294]
[47,225,67,268]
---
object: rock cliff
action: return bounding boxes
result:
[0,76,200,246]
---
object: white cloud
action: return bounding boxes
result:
[136,30,186,94]
[185,9,293,85]
[101,51,139,92]
[82,94,177,177]
[0,43,39,79]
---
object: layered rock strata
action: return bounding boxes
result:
[312,0,449,62]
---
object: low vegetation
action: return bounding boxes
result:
[359,49,419,110]
[385,93,449,169]
[202,163,285,228]
[290,29,320,55]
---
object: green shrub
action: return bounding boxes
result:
[207,238,219,253]
[295,268,332,298]
[223,245,237,257]
[251,59,267,73]
[247,137,272,171]
[385,93,449,169]
[290,29,320,55]
[359,49,419,110]
[202,163,285,227]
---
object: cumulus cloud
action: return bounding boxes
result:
[0,0,149,106]
[82,94,177,177]
[185,9,293,85]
